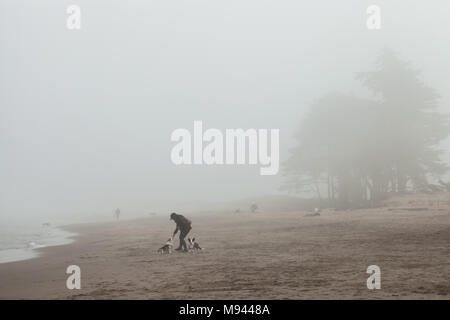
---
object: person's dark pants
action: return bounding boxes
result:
[177,226,191,251]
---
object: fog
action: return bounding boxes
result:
[1,0,450,224]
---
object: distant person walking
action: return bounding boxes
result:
[115,208,121,220]
[170,212,192,252]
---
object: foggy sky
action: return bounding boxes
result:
[1,0,450,223]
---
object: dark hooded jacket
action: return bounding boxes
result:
[171,213,191,233]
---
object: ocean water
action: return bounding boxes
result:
[0,221,77,264]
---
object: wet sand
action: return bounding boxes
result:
[0,194,449,299]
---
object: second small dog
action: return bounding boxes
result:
[187,237,203,251]
[157,237,173,254]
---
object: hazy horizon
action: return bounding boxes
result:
[2,0,450,223]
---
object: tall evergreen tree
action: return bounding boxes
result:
[283,50,450,208]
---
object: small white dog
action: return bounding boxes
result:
[157,237,173,254]
[305,207,321,217]
[187,237,203,251]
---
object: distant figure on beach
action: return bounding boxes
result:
[115,208,121,220]
[305,208,321,217]
[170,212,192,252]
[250,203,258,213]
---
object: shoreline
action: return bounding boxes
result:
[0,226,79,265]
[0,225,83,267]
[0,216,161,266]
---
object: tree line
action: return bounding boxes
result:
[283,50,450,209]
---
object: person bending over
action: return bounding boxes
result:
[170,212,192,252]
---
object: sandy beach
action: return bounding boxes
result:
[0,194,449,300]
